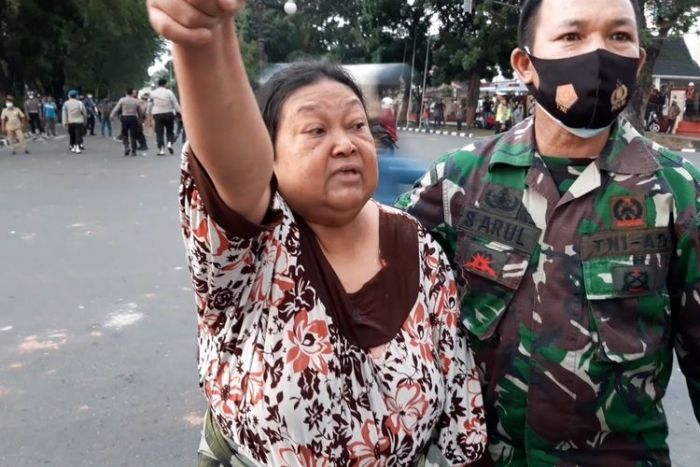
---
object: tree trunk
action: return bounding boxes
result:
[626,35,666,132]
[465,63,484,128]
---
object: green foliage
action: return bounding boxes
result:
[627,0,700,131]
[429,0,517,84]
[0,0,162,99]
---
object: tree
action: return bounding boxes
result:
[429,0,518,127]
[0,0,162,100]
[626,0,700,131]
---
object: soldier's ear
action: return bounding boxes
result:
[636,48,647,78]
[511,48,536,87]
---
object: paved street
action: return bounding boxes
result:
[0,130,698,466]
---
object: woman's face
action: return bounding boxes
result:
[273,79,378,227]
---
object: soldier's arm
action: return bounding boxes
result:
[396,153,459,260]
[669,160,700,423]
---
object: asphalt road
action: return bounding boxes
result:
[0,131,698,466]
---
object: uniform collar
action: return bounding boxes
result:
[488,116,661,175]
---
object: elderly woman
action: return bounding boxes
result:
[147,1,486,465]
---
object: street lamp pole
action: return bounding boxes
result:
[406,32,417,126]
[255,0,297,75]
[418,35,431,129]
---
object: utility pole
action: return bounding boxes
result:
[462,0,473,14]
[418,35,431,129]
[405,31,418,126]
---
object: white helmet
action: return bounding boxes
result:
[381,97,394,109]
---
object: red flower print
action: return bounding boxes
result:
[286,310,332,375]
[384,382,430,435]
[463,416,487,447]
[205,361,244,418]
[348,420,390,467]
[436,284,460,329]
[192,218,231,256]
[242,348,265,406]
[278,446,330,467]
[402,304,434,363]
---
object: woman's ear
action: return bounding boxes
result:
[511,48,536,87]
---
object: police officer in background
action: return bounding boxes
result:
[398,0,700,465]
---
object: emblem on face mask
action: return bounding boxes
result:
[611,196,645,229]
[555,84,579,114]
[610,81,629,112]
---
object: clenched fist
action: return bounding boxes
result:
[147,0,246,46]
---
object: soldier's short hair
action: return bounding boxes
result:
[518,0,643,49]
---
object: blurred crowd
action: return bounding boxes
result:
[1,78,185,156]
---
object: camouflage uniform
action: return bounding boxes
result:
[397,116,700,466]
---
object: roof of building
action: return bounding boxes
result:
[653,36,700,79]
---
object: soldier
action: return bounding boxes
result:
[398,0,700,465]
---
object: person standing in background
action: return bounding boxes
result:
[494,94,512,133]
[455,99,466,132]
[111,88,144,156]
[667,99,681,134]
[24,91,44,137]
[62,90,87,154]
[42,96,58,137]
[133,90,149,151]
[149,78,181,155]
[97,98,115,138]
[513,102,524,124]
[84,94,98,136]
[2,95,29,155]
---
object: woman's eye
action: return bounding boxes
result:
[354,122,366,130]
[308,128,325,135]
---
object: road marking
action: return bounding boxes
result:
[105,302,144,329]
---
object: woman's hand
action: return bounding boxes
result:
[146,0,246,47]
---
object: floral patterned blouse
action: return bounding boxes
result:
[179,148,486,466]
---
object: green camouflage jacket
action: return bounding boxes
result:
[397,117,700,466]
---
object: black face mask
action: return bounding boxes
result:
[525,48,640,131]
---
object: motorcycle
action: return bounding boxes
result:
[646,110,661,133]
[371,123,398,155]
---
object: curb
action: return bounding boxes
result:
[400,126,699,153]
[398,127,472,138]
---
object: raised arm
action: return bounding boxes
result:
[147,0,273,224]
[170,89,182,114]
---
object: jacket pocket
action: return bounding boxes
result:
[454,233,535,340]
[582,252,671,362]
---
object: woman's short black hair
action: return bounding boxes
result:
[518,0,643,49]
[256,61,367,145]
